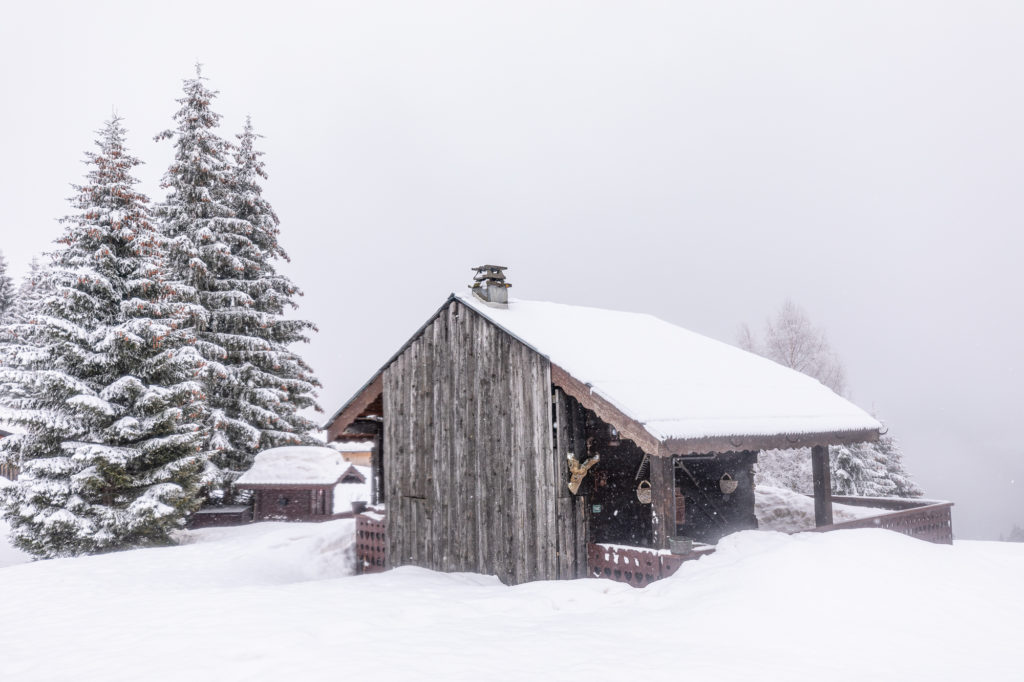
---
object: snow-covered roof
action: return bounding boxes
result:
[455,293,880,448]
[236,447,350,487]
[326,293,881,455]
[329,440,374,453]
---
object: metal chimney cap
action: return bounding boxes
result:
[471,264,509,280]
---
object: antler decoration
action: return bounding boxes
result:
[567,454,600,495]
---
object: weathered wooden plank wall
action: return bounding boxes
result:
[383,300,575,584]
[553,388,592,579]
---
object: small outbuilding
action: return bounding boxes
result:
[236,446,370,522]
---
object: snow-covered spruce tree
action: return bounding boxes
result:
[872,432,922,497]
[830,442,890,496]
[222,118,319,456]
[829,433,921,498]
[0,251,14,321]
[755,438,916,498]
[0,257,52,407]
[155,70,319,492]
[9,257,52,323]
[832,433,921,497]
[0,251,22,368]
[0,117,208,558]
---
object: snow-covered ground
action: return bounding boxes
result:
[755,484,886,532]
[0,518,30,567]
[1,519,1021,681]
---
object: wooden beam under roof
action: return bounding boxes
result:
[550,363,668,458]
[325,374,383,442]
[548,365,881,458]
[663,428,879,457]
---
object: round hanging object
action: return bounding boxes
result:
[720,473,739,495]
[636,480,652,504]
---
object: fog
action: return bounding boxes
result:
[2,2,1021,539]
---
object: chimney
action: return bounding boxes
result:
[470,265,510,308]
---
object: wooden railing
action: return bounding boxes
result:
[830,495,945,511]
[587,543,714,587]
[355,511,387,574]
[810,500,954,544]
[357,498,951,585]
[588,498,954,587]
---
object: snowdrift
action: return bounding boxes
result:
[1,520,1021,681]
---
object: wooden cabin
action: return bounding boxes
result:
[236,446,370,522]
[327,266,882,585]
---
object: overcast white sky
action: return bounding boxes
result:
[2,1,1021,539]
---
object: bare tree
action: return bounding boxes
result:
[739,299,847,396]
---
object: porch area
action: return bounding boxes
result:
[355,495,953,582]
[586,495,953,587]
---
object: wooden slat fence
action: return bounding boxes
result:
[361,498,952,584]
[809,501,954,544]
[588,499,954,587]
[587,543,713,587]
[356,512,387,574]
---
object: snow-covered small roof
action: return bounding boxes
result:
[236,447,350,487]
[329,440,374,453]
[338,463,368,484]
[455,293,880,449]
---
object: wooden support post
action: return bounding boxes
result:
[811,445,833,527]
[370,432,382,506]
[650,455,675,549]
